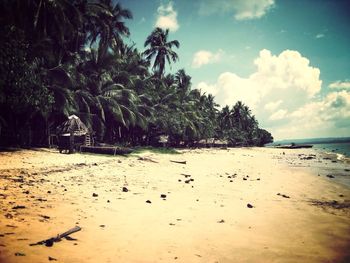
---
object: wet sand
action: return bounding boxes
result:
[0,147,349,263]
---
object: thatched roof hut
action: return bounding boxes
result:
[56,115,89,136]
[55,115,92,153]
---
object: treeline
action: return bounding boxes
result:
[0,0,273,147]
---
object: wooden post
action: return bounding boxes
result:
[69,131,74,154]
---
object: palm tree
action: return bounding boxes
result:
[143,27,180,77]
[175,69,191,99]
[0,0,83,67]
[85,1,132,58]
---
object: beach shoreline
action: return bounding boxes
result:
[0,147,349,263]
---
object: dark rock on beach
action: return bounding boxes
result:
[247,203,254,208]
[12,205,26,210]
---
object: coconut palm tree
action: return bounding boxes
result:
[175,69,191,94]
[143,28,180,77]
[85,1,132,58]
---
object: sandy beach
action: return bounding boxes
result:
[0,147,349,263]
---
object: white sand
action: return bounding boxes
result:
[0,147,349,262]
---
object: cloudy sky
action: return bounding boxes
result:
[119,0,350,140]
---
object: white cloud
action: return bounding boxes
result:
[199,0,275,20]
[192,49,224,68]
[194,49,335,139]
[155,2,179,32]
[196,49,322,110]
[234,0,275,20]
[316,33,325,39]
[269,109,288,121]
[197,82,217,96]
[264,100,283,111]
[215,72,260,108]
[329,80,350,89]
[273,90,350,139]
[251,49,321,98]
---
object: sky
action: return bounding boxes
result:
[118,0,350,140]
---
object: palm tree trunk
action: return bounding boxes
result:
[34,0,43,29]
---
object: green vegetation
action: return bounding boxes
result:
[0,0,273,148]
[131,147,180,155]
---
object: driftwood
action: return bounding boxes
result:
[170,160,187,164]
[29,226,81,247]
[137,157,158,163]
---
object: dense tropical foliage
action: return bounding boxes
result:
[0,0,273,147]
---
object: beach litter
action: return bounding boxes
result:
[29,226,81,247]
[170,160,187,164]
[277,193,290,198]
[138,157,158,163]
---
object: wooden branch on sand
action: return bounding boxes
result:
[138,157,159,163]
[29,226,81,247]
[170,160,187,164]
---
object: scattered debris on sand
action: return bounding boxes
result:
[309,200,350,210]
[29,226,81,247]
[277,193,290,198]
[170,160,187,164]
[138,157,158,163]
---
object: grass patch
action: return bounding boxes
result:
[131,146,180,155]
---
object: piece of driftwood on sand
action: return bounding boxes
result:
[29,226,81,247]
[170,160,187,164]
[137,157,159,163]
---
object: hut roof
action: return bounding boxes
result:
[56,115,89,136]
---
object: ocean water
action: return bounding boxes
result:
[312,142,350,159]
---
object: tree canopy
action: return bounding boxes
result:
[0,0,273,147]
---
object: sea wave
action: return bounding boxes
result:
[321,151,350,164]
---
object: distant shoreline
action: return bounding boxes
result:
[272,136,350,145]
